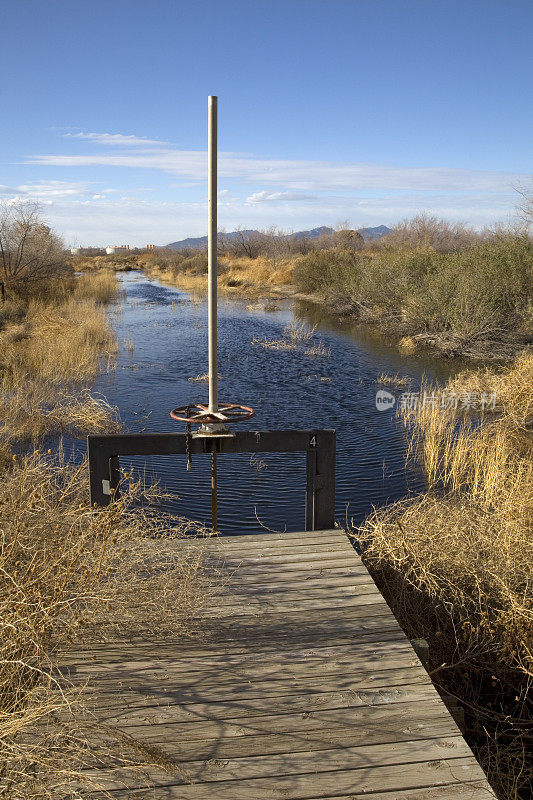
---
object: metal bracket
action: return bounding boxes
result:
[87,429,335,531]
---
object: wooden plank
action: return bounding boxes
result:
[220,570,376,590]
[92,683,439,728]
[66,602,402,648]
[85,736,473,789]
[305,788,492,800]
[96,700,464,745]
[87,758,490,798]
[60,636,418,679]
[82,707,459,760]
[82,665,427,703]
[92,783,491,800]
[79,602,395,639]
[197,541,352,556]
[213,528,340,541]
[60,629,412,668]
[201,581,380,603]
[209,551,362,566]
[195,535,353,552]
[137,593,388,619]
[200,587,381,610]
[199,529,343,545]
[63,621,406,662]
[210,561,375,580]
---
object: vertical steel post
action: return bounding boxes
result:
[208,95,218,414]
[208,96,219,532]
[211,449,218,532]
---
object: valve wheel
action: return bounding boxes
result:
[170,403,254,425]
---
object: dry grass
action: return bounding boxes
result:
[377,372,411,388]
[358,352,533,799]
[144,254,296,298]
[283,320,316,343]
[0,384,120,442]
[304,341,331,358]
[251,334,296,351]
[251,320,331,358]
[0,297,117,385]
[188,372,223,382]
[446,350,533,427]
[0,451,211,798]
[220,255,295,292]
[398,335,417,353]
[74,270,121,304]
[0,284,119,444]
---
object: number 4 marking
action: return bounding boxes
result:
[309,435,316,448]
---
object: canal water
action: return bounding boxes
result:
[95,271,457,535]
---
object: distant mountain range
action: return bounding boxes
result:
[166,225,391,250]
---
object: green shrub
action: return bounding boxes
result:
[422,235,533,338]
[294,234,533,341]
[293,247,361,294]
[177,253,208,275]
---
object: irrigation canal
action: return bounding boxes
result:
[92,270,458,535]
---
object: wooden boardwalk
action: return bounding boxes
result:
[63,529,494,799]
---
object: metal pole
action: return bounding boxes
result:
[208,95,218,414]
[211,449,218,532]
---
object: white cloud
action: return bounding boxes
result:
[0,181,96,204]
[63,132,169,146]
[35,188,518,248]
[14,130,525,243]
[27,146,525,193]
[246,190,319,203]
[15,180,91,199]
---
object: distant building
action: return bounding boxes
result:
[146,244,156,250]
[70,247,81,255]
[106,244,130,255]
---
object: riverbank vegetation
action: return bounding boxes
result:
[0,204,209,796]
[294,227,533,360]
[359,353,533,799]
[1,453,212,797]
[0,273,119,444]
[82,214,533,361]
[139,250,296,298]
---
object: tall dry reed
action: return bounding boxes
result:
[73,270,121,304]
[0,279,119,444]
[358,353,533,799]
[0,451,210,798]
[0,269,217,796]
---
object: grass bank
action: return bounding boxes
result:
[138,250,296,299]
[0,272,120,445]
[0,268,211,795]
[359,353,533,799]
[1,451,211,798]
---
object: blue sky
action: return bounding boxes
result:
[1,0,532,246]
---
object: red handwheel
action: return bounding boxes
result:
[170,403,254,425]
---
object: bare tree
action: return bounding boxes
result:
[229,227,266,259]
[0,202,69,284]
[515,180,533,228]
[380,212,479,252]
[330,229,364,250]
